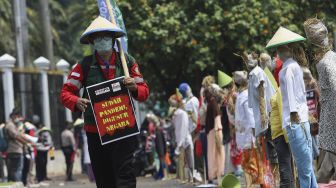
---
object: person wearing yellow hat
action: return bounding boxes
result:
[266,26,317,188]
[304,18,336,184]
[60,16,149,188]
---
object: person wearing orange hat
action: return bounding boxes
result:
[60,16,149,188]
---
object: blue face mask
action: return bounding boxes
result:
[93,37,113,53]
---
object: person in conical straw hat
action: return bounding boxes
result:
[217,70,242,176]
[304,18,336,184]
[266,26,318,188]
[60,16,149,188]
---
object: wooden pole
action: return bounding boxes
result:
[105,0,129,77]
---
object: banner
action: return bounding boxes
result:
[306,89,318,118]
[86,77,139,145]
[96,0,128,52]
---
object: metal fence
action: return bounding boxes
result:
[0,76,5,123]
[11,72,66,148]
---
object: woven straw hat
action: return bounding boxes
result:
[304,18,329,47]
[266,27,305,49]
[80,16,125,44]
[218,70,232,88]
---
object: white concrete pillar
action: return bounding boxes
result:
[56,59,73,122]
[0,54,16,121]
[34,57,51,129]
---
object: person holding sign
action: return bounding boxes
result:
[60,16,149,188]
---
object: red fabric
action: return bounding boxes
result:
[95,51,116,80]
[274,57,283,86]
[60,52,150,133]
[195,138,202,157]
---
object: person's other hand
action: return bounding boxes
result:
[290,112,300,124]
[124,77,138,92]
[76,98,90,112]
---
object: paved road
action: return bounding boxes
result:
[48,175,195,188]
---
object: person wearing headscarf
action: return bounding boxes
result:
[179,83,199,134]
[266,26,317,188]
[304,18,336,183]
[169,93,194,183]
[203,84,225,185]
[233,71,262,188]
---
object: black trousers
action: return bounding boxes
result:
[35,150,48,182]
[61,146,74,180]
[22,155,31,185]
[87,133,138,188]
[273,135,295,188]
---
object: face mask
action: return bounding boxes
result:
[93,37,113,53]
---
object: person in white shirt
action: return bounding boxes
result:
[169,94,194,183]
[266,26,317,188]
[243,52,276,136]
[179,83,199,134]
[233,71,261,188]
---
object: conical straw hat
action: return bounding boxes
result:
[266,27,305,49]
[218,70,232,88]
[80,16,125,44]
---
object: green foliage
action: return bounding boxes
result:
[0,0,336,103]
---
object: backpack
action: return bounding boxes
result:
[0,124,8,152]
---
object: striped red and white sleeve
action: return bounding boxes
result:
[130,63,149,102]
[60,63,84,112]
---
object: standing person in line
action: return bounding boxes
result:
[199,76,216,181]
[5,108,32,182]
[304,18,336,183]
[266,26,317,188]
[244,52,276,166]
[270,87,295,188]
[61,123,77,181]
[35,123,53,185]
[233,71,261,188]
[203,84,225,186]
[217,70,236,176]
[226,78,244,177]
[178,83,199,180]
[169,93,194,183]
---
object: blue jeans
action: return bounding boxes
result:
[7,153,24,182]
[286,122,317,188]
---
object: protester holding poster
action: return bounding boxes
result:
[60,13,149,188]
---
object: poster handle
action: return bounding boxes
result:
[116,39,130,77]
